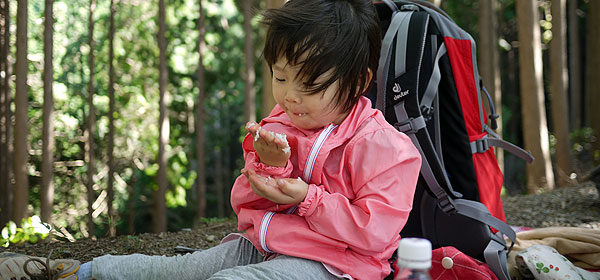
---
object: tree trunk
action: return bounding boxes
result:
[127,177,135,234]
[194,0,207,226]
[568,0,582,130]
[427,0,441,7]
[549,0,572,186]
[215,131,224,218]
[86,0,96,237]
[41,0,54,224]
[107,0,116,237]
[516,0,555,193]
[261,0,284,118]
[587,0,600,151]
[13,0,29,223]
[0,0,12,226]
[154,0,169,233]
[478,0,503,173]
[243,0,256,123]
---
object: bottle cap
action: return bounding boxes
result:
[396,238,432,269]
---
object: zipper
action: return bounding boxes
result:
[303,124,338,182]
[258,123,339,245]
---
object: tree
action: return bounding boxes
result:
[0,0,12,226]
[13,0,29,223]
[243,0,256,123]
[195,0,207,224]
[154,0,169,233]
[86,0,96,237]
[215,108,225,218]
[41,0,55,224]
[587,0,600,151]
[107,0,116,237]
[568,0,582,130]
[549,0,572,185]
[427,0,442,7]
[478,0,503,173]
[516,0,555,193]
[261,0,285,118]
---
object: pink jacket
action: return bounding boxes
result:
[230,97,422,280]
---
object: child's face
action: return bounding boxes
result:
[272,56,349,130]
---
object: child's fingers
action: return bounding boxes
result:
[245,122,261,139]
[259,128,275,143]
[245,121,259,132]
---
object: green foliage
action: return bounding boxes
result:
[8,0,259,238]
[1,216,51,248]
[440,0,479,41]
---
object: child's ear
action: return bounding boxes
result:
[365,68,373,86]
[356,68,374,97]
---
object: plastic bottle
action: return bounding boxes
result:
[393,238,433,280]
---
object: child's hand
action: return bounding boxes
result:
[245,122,290,167]
[241,168,308,205]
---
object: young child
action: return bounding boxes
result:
[0,0,421,279]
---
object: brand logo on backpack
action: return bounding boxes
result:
[392,83,409,100]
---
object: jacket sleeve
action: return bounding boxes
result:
[269,128,421,255]
[231,133,294,232]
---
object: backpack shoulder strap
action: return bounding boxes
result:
[375,2,462,212]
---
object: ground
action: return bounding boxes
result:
[0,184,598,262]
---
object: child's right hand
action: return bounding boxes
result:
[245,122,291,167]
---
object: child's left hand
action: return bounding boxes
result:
[241,168,308,205]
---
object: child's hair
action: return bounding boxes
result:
[262,0,381,113]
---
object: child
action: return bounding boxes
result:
[0,0,421,279]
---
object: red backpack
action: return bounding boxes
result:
[368,1,534,279]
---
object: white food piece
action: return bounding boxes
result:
[246,121,257,129]
[254,126,262,142]
[274,132,290,153]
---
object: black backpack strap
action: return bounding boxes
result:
[472,128,535,163]
[453,200,515,280]
[453,200,516,245]
[376,8,414,116]
[419,42,446,118]
[393,101,461,212]
[481,83,500,130]
[484,238,511,280]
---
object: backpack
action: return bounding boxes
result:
[368,1,535,279]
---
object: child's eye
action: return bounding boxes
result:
[274,77,286,82]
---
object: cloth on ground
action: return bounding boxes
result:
[505,227,600,279]
[514,245,600,280]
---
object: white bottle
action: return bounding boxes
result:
[393,238,433,280]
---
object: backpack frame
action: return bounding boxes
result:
[369,1,535,279]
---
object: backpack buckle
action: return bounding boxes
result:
[394,119,416,134]
[393,116,426,134]
[471,137,490,153]
[438,196,456,214]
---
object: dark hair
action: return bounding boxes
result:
[262,0,381,113]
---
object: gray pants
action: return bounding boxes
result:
[92,237,340,280]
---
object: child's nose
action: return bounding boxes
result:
[284,89,302,103]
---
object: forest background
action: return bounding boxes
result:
[0,0,599,242]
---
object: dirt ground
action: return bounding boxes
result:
[1,184,598,262]
[0,219,239,262]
